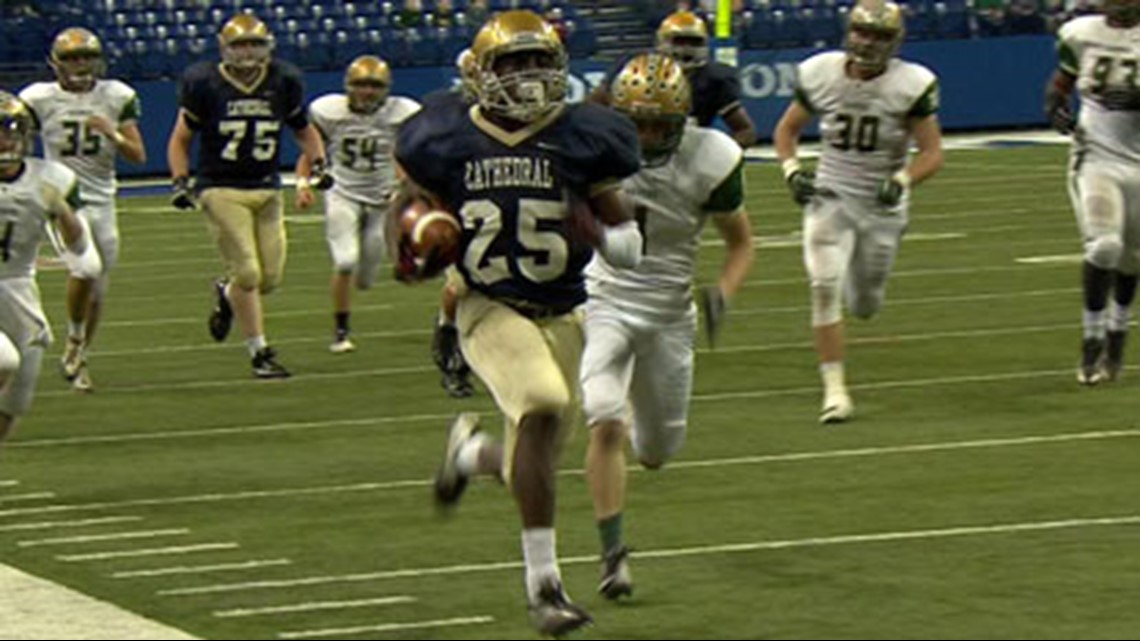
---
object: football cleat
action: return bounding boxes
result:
[1101,330,1126,382]
[208,279,233,342]
[251,347,290,379]
[441,369,475,398]
[820,390,854,425]
[71,363,94,393]
[1077,337,1105,386]
[434,412,480,508]
[598,545,634,601]
[59,337,84,382]
[329,337,356,354]
[528,578,593,637]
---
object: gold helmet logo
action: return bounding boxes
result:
[846,0,904,73]
[345,55,392,113]
[49,27,104,92]
[656,11,709,70]
[611,54,691,166]
[219,13,273,71]
[0,91,33,169]
[470,10,568,123]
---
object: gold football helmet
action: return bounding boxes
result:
[610,54,691,166]
[0,92,33,170]
[219,13,273,71]
[470,10,568,123]
[1104,0,1140,27]
[656,10,709,70]
[846,0,904,73]
[456,48,478,101]
[345,55,391,113]
[49,27,104,92]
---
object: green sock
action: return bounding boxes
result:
[598,513,623,554]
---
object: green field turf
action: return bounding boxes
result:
[2,144,1138,640]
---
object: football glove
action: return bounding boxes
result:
[308,157,335,191]
[785,169,816,206]
[700,285,727,348]
[1046,90,1075,135]
[876,172,909,208]
[171,176,195,211]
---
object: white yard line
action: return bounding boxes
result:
[18,528,190,548]
[57,543,240,562]
[276,616,496,640]
[0,563,198,640]
[0,492,56,504]
[161,514,1140,596]
[7,428,1137,522]
[36,365,435,399]
[111,559,293,579]
[0,516,143,532]
[0,480,18,488]
[214,596,416,618]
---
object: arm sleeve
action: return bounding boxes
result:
[177,71,205,130]
[282,66,309,130]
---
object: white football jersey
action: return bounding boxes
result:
[309,94,421,205]
[587,125,744,323]
[1057,15,1140,164]
[0,158,78,280]
[18,79,140,204]
[795,51,939,198]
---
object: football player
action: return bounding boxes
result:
[773,0,944,424]
[20,27,147,392]
[1046,0,1140,384]
[394,10,642,636]
[589,10,757,148]
[581,53,755,600]
[0,92,101,446]
[296,55,420,354]
[166,13,331,378]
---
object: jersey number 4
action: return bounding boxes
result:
[462,198,568,285]
[218,120,280,161]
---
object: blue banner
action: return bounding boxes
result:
[121,35,1057,177]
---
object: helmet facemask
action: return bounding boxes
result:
[0,105,31,173]
[222,37,273,72]
[478,48,568,124]
[347,80,389,114]
[657,35,709,70]
[51,50,103,92]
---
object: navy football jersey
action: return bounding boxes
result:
[602,55,742,127]
[689,61,743,127]
[396,101,640,311]
[177,60,308,190]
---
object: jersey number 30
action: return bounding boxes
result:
[218,120,280,161]
[461,199,567,285]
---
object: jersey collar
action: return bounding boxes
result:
[469,103,565,147]
[218,62,269,95]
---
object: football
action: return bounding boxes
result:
[399,201,462,267]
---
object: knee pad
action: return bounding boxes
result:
[233,262,262,291]
[0,332,20,389]
[632,422,686,470]
[1086,235,1124,270]
[811,277,843,327]
[582,373,626,426]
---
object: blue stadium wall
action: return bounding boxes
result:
[122,35,1056,177]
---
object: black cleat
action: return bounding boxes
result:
[598,545,634,601]
[441,369,475,398]
[208,279,233,342]
[528,579,593,637]
[251,347,290,379]
[1078,337,1105,386]
[1102,330,1127,381]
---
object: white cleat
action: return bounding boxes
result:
[820,392,854,425]
[59,337,84,381]
[328,337,356,354]
[71,364,94,393]
[434,412,481,508]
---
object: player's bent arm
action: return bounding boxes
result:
[589,187,642,269]
[903,114,944,187]
[45,187,101,278]
[712,209,755,300]
[292,123,328,166]
[724,106,758,149]
[115,121,147,164]
[773,100,813,166]
[166,110,195,180]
